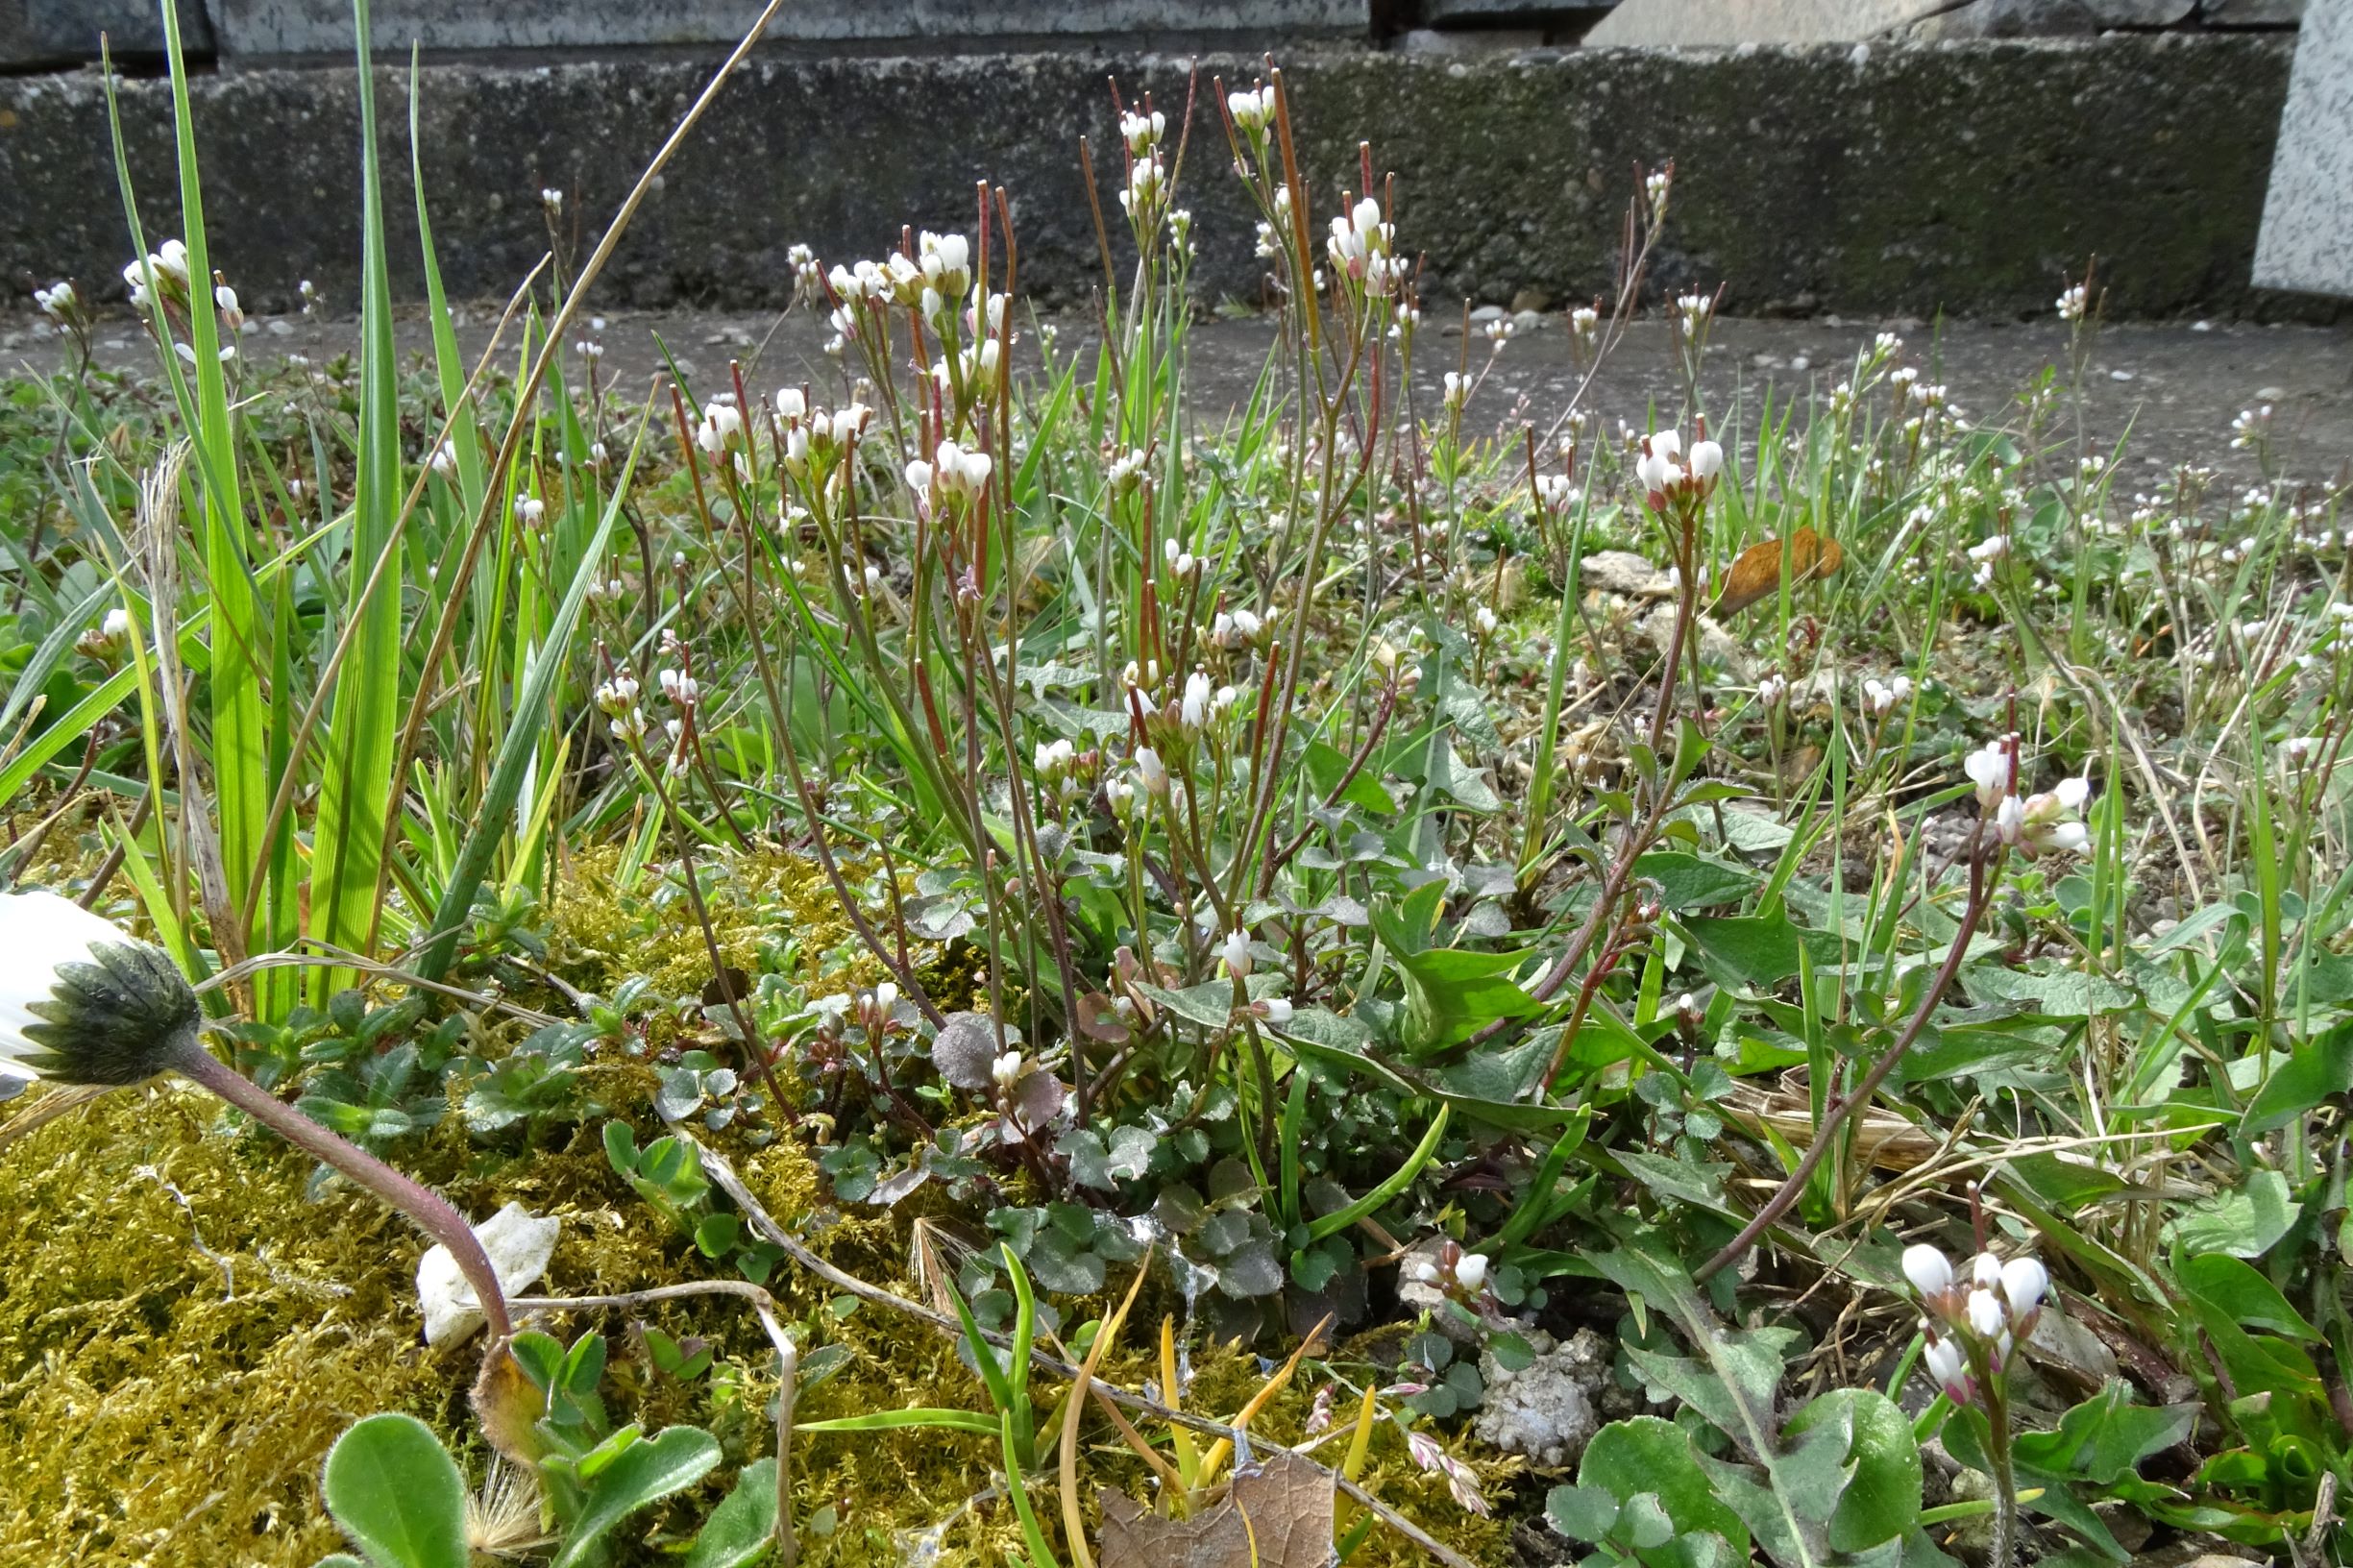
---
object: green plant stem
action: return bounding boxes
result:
[1984,1373,2020,1568]
[164,1032,512,1343]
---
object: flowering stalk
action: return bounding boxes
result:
[1903,1240,2048,1568]
[1696,835,2005,1282]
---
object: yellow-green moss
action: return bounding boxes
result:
[0,1087,444,1566]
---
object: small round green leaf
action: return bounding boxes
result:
[319,1413,469,1568]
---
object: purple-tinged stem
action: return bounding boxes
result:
[165,1033,512,1342]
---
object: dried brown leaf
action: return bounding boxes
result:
[1097,1449,1335,1568]
[1713,527,1842,617]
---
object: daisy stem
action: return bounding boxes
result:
[164,1032,513,1341]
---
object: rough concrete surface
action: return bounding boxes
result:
[2254,0,2353,296]
[6,306,2346,487]
[209,0,1366,56]
[0,37,2321,327]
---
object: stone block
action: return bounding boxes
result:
[1905,0,2099,37]
[211,0,1364,55]
[2203,0,2304,24]
[2085,0,2194,22]
[1581,0,1948,46]
[18,0,210,61]
[0,37,2306,321]
[1423,0,1617,20]
[2254,0,2353,293]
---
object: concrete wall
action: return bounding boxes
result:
[0,37,2311,321]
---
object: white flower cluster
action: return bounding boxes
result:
[1327,195,1407,296]
[1633,427,1725,509]
[1534,474,1579,512]
[122,238,190,308]
[1966,532,2008,589]
[1227,82,1277,135]
[905,438,993,504]
[1964,734,2090,854]
[1209,606,1263,649]
[1861,674,1913,718]
[35,281,82,329]
[2230,404,2270,451]
[773,390,873,481]
[2056,282,2089,322]
[1673,291,1714,340]
[1902,1243,2047,1405]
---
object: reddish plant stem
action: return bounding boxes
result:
[166,1032,513,1343]
[1694,842,2002,1283]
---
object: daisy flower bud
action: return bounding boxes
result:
[0,890,201,1088]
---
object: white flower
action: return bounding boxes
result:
[1688,440,1724,482]
[1969,1252,2003,1290]
[918,231,971,298]
[2000,1256,2047,1318]
[1901,1244,1952,1299]
[991,1051,1025,1092]
[1862,675,1914,719]
[514,497,545,528]
[1120,109,1165,155]
[658,668,699,707]
[1222,928,1253,981]
[1455,1253,1488,1292]
[415,1202,560,1347]
[35,281,80,324]
[1228,84,1277,133]
[213,283,244,331]
[0,892,197,1089]
[2282,736,2323,770]
[696,401,743,455]
[1257,996,1293,1025]
[2006,776,2091,856]
[1924,1335,1968,1395]
[774,386,807,422]
[1135,746,1168,796]
[1966,1288,2004,1339]
[2056,283,2088,322]
[1963,737,2016,811]
[1182,670,1214,730]
[1472,605,1498,639]
[102,607,133,641]
[931,440,993,497]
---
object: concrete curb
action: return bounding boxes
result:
[0,35,2323,321]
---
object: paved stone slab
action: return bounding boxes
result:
[7,309,2345,488]
[212,0,1363,55]
[1582,0,1947,46]
[2255,0,2353,295]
